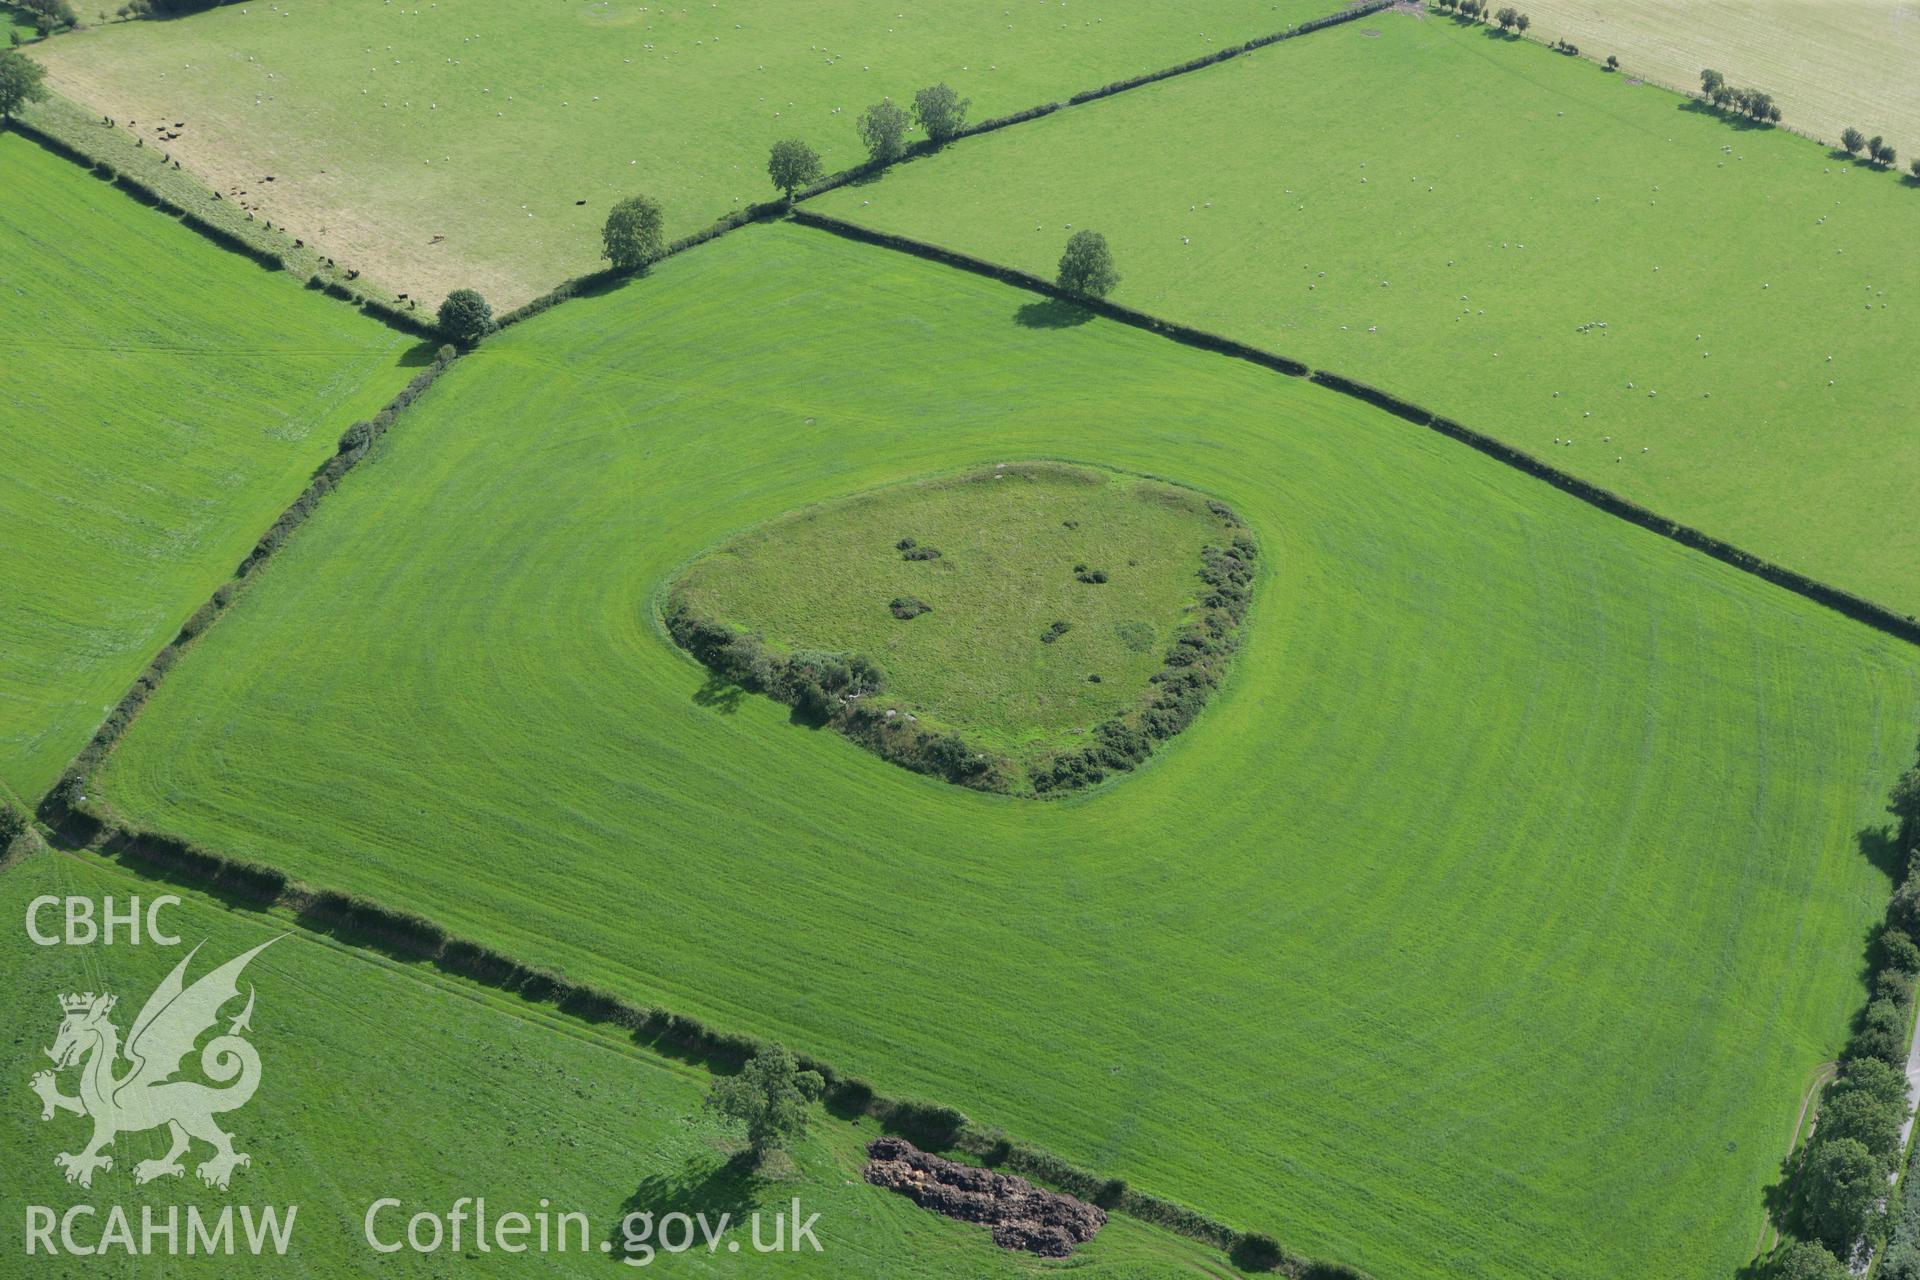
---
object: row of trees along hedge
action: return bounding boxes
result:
[1839,127,1902,172]
[1033,522,1257,793]
[1768,754,1920,1276]
[1700,68,1783,125]
[757,1,1391,212]
[1882,1124,1920,1280]
[661,598,1011,790]
[1435,1,1530,35]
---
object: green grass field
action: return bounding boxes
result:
[0,851,1243,1277]
[0,133,413,804]
[671,461,1242,777]
[32,0,1342,308]
[813,9,1920,616]
[86,221,1920,1279]
[1520,0,1920,149]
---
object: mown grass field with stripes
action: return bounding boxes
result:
[0,132,413,805]
[0,849,1243,1277]
[83,221,1920,1280]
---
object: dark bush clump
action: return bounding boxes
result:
[890,596,932,620]
[1076,567,1109,584]
[902,545,943,561]
[1041,621,1072,644]
[0,800,28,853]
[1231,1232,1287,1272]
[337,420,375,454]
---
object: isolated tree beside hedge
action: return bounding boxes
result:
[857,97,910,165]
[704,1043,824,1160]
[0,48,49,120]
[602,194,665,272]
[1057,230,1119,299]
[911,83,970,145]
[436,289,492,344]
[766,137,822,203]
[1840,127,1866,156]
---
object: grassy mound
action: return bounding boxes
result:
[91,223,1920,1280]
[815,9,1920,614]
[0,133,411,803]
[668,462,1255,794]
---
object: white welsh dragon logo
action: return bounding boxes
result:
[30,938,280,1191]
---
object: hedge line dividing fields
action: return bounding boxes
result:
[78,222,1920,1280]
[38,793,1359,1278]
[813,9,1920,616]
[789,211,1920,652]
[29,0,1381,306]
[1,850,1264,1279]
[0,130,417,803]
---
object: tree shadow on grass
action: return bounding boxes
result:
[692,674,747,714]
[395,338,441,368]
[1015,297,1094,330]
[602,1152,767,1263]
[1677,99,1774,132]
[1858,823,1905,881]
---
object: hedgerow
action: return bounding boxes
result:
[663,598,1006,789]
[1032,521,1257,794]
[1773,746,1920,1266]
[797,212,1920,651]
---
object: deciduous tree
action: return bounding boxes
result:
[1769,1240,1850,1280]
[766,138,822,202]
[602,194,666,272]
[436,289,492,344]
[1056,230,1119,299]
[0,48,48,120]
[911,83,970,145]
[704,1044,825,1160]
[857,97,910,165]
[1803,1137,1880,1253]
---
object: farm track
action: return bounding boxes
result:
[1753,1059,1838,1260]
